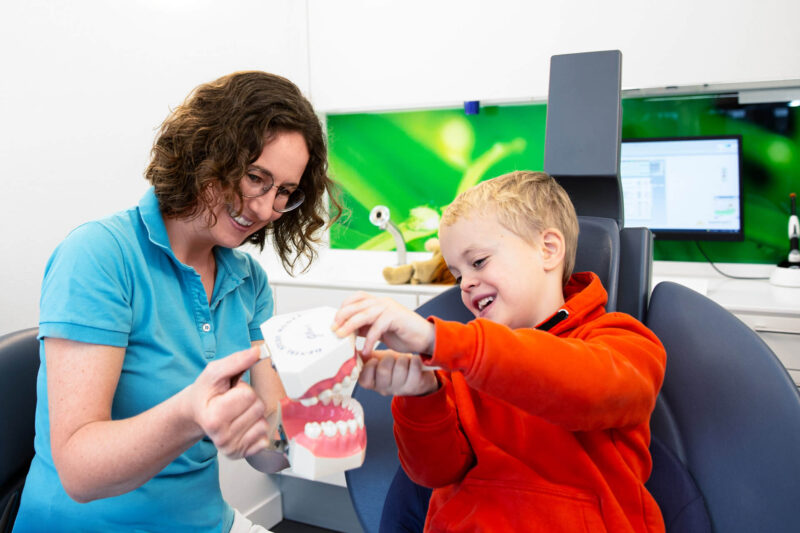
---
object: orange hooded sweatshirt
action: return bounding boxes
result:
[391,272,667,532]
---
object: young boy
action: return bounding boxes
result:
[333,170,666,532]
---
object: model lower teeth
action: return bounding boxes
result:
[303,415,364,439]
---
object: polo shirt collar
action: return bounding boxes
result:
[139,187,174,255]
[138,188,251,293]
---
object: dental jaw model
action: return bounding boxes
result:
[261,306,366,480]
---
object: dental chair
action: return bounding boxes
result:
[645,282,800,533]
[0,328,39,533]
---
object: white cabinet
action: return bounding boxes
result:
[732,312,800,386]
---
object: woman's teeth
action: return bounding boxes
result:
[228,206,254,227]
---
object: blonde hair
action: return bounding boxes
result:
[440,171,579,285]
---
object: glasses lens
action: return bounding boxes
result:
[274,189,305,213]
[241,173,274,198]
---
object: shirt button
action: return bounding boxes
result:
[202,323,211,332]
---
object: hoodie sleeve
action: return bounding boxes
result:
[426,314,666,432]
[391,375,476,488]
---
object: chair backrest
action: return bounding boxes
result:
[0,328,39,532]
[646,282,800,533]
[574,218,653,322]
[617,227,652,322]
[574,216,620,313]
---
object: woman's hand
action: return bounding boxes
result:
[185,346,272,459]
[333,291,436,356]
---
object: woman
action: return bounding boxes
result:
[13,71,342,532]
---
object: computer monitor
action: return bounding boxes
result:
[620,135,743,240]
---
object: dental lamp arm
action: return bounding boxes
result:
[369,205,407,265]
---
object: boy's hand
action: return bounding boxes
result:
[333,291,436,356]
[359,349,439,397]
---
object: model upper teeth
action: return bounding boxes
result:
[477,296,494,310]
[299,358,364,407]
[228,206,254,227]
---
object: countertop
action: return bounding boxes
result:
[250,246,800,318]
[255,248,455,295]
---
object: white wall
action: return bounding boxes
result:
[307,0,800,112]
[0,0,310,336]
[4,0,799,342]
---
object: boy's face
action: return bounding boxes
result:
[439,212,565,330]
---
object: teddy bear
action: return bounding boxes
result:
[382,238,457,285]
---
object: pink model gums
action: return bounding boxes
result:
[261,306,366,480]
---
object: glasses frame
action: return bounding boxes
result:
[240,173,305,213]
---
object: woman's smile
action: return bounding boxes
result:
[227,205,256,229]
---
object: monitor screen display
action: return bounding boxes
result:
[620,135,743,240]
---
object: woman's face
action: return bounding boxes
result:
[207,130,310,248]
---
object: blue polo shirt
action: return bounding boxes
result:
[14,189,274,533]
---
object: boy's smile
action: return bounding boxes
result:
[475,295,495,313]
[439,211,566,330]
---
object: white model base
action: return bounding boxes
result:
[287,441,366,481]
[769,266,800,288]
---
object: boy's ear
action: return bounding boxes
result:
[540,228,566,272]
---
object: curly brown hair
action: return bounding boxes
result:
[145,71,343,273]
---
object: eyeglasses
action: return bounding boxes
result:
[240,172,305,213]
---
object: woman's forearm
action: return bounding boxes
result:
[48,339,271,503]
[54,386,202,502]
